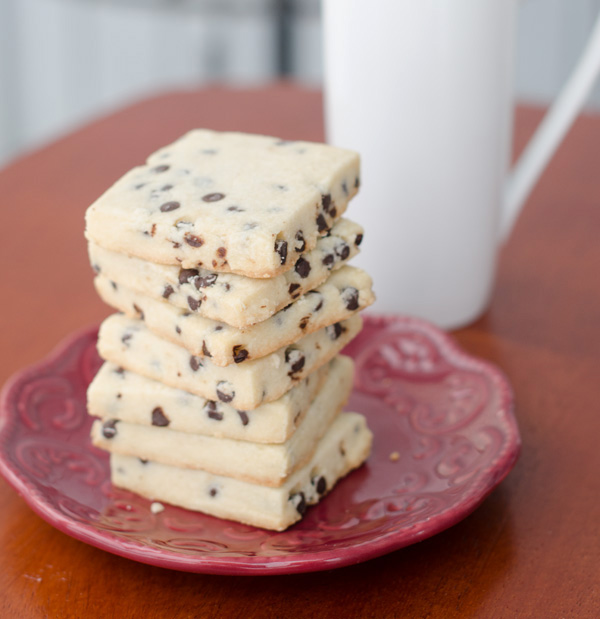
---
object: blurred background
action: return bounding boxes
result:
[1,0,600,169]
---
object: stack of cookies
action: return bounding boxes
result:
[84,130,374,531]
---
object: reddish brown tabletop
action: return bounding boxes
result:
[1,85,599,618]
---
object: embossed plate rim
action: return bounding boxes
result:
[0,315,520,575]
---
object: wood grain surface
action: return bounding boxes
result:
[1,85,599,618]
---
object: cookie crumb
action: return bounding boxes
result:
[389,451,400,462]
[150,502,165,514]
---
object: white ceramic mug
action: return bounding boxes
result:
[323,0,600,329]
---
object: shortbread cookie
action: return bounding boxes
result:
[91,355,353,486]
[97,313,361,410]
[88,358,350,444]
[89,218,363,329]
[110,412,372,531]
[94,266,373,366]
[85,129,360,278]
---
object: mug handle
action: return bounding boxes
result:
[501,11,600,239]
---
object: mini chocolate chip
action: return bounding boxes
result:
[335,243,350,260]
[316,213,328,232]
[160,201,180,212]
[342,287,359,311]
[179,268,197,284]
[275,240,288,265]
[295,257,311,278]
[227,205,244,212]
[330,207,337,218]
[237,410,249,426]
[187,296,201,311]
[214,325,223,331]
[134,183,145,190]
[216,381,235,403]
[321,194,332,213]
[288,283,301,296]
[208,409,223,421]
[354,233,363,246]
[175,326,181,334]
[294,230,306,252]
[202,341,212,357]
[327,322,345,340]
[307,291,324,311]
[102,419,119,439]
[133,304,144,320]
[285,348,305,376]
[121,333,132,346]
[299,316,310,330]
[139,458,148,465]
[341,181,348,196]
[114,367,125,376]
[110,280,117,291]
[184,233,203,247]
[202,192,225,202]
[206,401,223,421]
[152,164,170,173]
[161,184,173,191]
[163,284,174,299]
[195,273,218,288]
[291,492,307,515]
[314,475,327,495]
[223,283,231,292]
[322,253,334,268]
[209,487,218,497]
[217,247,227,258]
[189,355,202,371]
[355,177,360,188]
[232,345,249,364]
[289,358,305,376]
[92,263,101,274]
[172,242,181,248]
[152,407,170,427]
[116,393,121,399]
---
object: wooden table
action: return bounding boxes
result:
[1,85,599,618]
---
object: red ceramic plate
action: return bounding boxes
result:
[0,315,519,575]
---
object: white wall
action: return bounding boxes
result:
[0,0,278,166]
[516,0,600,105]
[1,0,600,168]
